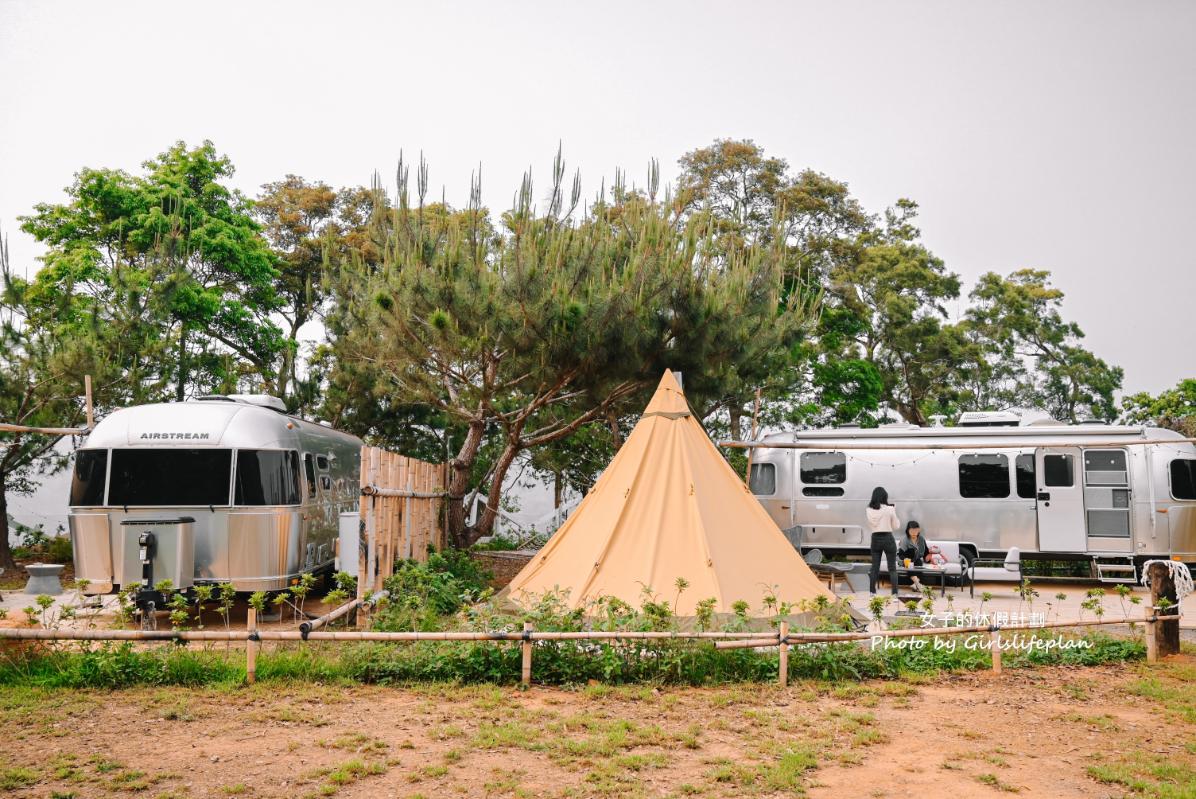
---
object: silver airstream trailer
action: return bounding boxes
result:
[747,413,1196,581]
[68,395,362,605]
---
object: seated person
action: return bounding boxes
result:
[897,520,930,566]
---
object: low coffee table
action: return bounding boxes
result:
[895,564,949,597]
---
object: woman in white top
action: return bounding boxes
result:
[866,486,900,595]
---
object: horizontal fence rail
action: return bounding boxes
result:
[0,613,1180,686]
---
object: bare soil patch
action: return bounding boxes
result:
[2,658,1194,798]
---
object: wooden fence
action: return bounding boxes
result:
[357,446,447,598]
[0,612,1181,687]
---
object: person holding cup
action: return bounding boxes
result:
[898,520,929,567]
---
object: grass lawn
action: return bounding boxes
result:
[1,656,1194,798]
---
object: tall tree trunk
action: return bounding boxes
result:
[446,419,486,548]
[0,473,16,573]
[471,437,522,546]
[280,316,304,406]
[553,471,563,509]
[729,406,743,441]
[606,409,623,449]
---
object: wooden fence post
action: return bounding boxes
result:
[1147,561,1181,660]
[367,447,381,593]
[246,607,257,684]
[521,622,534,687]
[1145,617,1158,663]
[778,621,789,688]
[990,628,1002,675]
[357,446,369,603]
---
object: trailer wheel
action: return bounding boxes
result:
[957,546,978,587]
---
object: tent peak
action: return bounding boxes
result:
[644,370,688,415]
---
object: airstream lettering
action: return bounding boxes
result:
[68,395,363,600]
[747,417,1196,581]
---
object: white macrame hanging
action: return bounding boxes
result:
[1139,559,1195,604]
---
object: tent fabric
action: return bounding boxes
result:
[503,370,835,615]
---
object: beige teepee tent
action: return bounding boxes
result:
[504,370,835,615]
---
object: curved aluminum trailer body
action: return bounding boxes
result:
[67,397,363,593]
[748,422,1196,570]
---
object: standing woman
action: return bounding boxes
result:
[867,486,900,596]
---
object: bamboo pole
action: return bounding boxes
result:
[714,614,1183,649]
[246,607,257,684]
[84,375,94,430]
[376,451,387,585]
[360,487,446,499]
[385,452,396,581]
[778,620,789,687]
[1145,617,1158,663]
[990,629,1002,674]
[417,462,428,559]
[521,622,533,686]
[398,456,409,561]
[0,422,90,436]
[0,615,1178,646]
[405,478,415,560]
[301,598,361,636]
[744,387,762,485]
[357,446,369,602]
[722,438,1196,451]
[367,447,381,592]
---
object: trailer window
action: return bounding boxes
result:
[304,453,318,498]
[1084,450,1128,486]
[1171,459,1196,500]
[1044,454,1074,487]
[69,450,108,505]
[1015,454,1035,499]
[108,449,232,506]
[958,454,1010,498]
[316,455,330,470]
[749,463,776,495]
[801,452,846,484]
[235,450,301,506]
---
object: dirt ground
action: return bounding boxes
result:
[2,655,1194,799]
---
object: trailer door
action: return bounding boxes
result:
[1036,447,1085,552]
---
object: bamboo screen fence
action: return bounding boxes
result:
[357,446,447,597]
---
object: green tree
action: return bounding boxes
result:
[254,177,386,412]
[1121,379,1196,436]
[967,269,1123,422]
[828,204,970,425]
[328,153,811,546]
[0,232,127,571]
[676,139,871,436]
[20,141,284,400]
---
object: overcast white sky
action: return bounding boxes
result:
[1,0,1193,396]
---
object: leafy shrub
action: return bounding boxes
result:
[373,550,493,631]
[46,536,73,564]
[0,629,1144,690]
